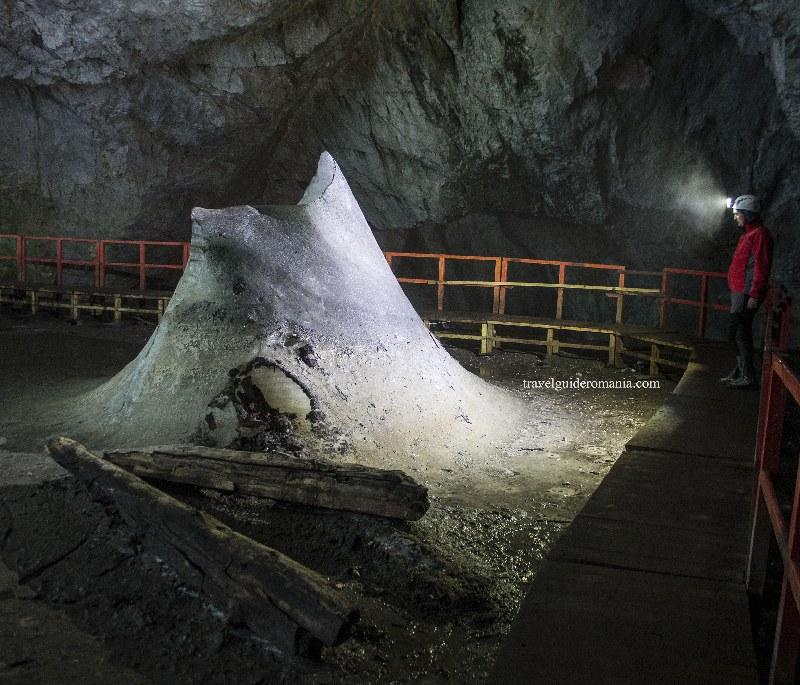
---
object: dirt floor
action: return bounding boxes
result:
[0,310,674,684]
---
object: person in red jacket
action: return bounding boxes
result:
[720,194,774,388]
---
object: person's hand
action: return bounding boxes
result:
[747,297,759,309]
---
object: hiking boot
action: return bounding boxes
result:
[719,356,743,384]
[728,375,755,389]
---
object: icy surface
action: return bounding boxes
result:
[73,153,525,469]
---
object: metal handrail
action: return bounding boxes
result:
[385,251,725,335]
[746,284,796,683]
[1,237,734,338]
[0,234,190,289]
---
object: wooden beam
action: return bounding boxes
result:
[650,344,660,377]
[46,437,358,655]
[103,445,430,521]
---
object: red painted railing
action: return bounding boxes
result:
[1,235,729,338]
[659,267,728,338]
[746,285,797,683]
[0,234,190,289]
[384,251,726,335]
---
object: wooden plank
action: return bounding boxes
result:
[650,342,660,376]
[615,325,696,349]
[489,343,758,685]
[47,438,358,654]
[408,279,660,295]
[549,514,748,582]
[674,342,741,399]
[549,449,752,582]
[626,394,758,462]
[431,332,482,341]
[493,337,608,352]
[0,286,169,320]
[488,561,757,685]
[14,284,172,298]
[423,311,616,332]
[422,311,695,349]
[433,331,611,353]
[580,449,751,530]
[620,349,687,369]
[8,299,162,316]
[103,445,429,521]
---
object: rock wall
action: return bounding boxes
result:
[1,1,798,287]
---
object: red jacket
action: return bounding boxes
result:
[727,223,773,300]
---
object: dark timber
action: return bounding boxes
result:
[103,445,430,520]
[46,437,358,657]
[489,342,759,684]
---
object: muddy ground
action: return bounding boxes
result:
[0,310,674,684]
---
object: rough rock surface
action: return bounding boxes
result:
[1,1,798,287]
[63,153,524,468]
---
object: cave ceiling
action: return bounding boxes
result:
[0,0,798,278]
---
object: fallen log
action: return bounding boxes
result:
[47,437,358,656]
[102,445,430,521]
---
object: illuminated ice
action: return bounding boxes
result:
[73,153,524,468]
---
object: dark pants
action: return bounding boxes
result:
[728,292,758,378]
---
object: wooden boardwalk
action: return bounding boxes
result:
[489,342,760,684]
[421,310,693,374]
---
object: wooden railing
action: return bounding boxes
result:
[1,235,730,338]
[0,234,189,289]
[746,285,797,683]
[660,267,729,338]
[384,251,727,337]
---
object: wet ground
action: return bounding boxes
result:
[0,311,674,684]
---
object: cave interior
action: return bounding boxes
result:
[1,1,799,684]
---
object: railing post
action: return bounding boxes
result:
[747,358,783,598]
[770,456,800,684]
[556,263,566,320]
[746,286,789,597]
[499,258,509,314]
[608,334,616,366]
[615,269,625,324]
[139,242,146,290]
[56,238,63,287]
[748,285,792,611]
[97,240,105,289]
[698,274,708,338]
[758,292,789,476]
[437,256,445,312]
[480,322,490,355]
[755,288,781,468]
[778,291,792,351]
[550,263,566,356]
[649,344,660,376]
[747,482,772,599]
[770,583,800,684]
[492,258,501,314]
[17,235,25,283]
[659,270,669,328]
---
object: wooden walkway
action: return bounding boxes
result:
[489,342,760,684]
[0,283,171,321]
[421,310,694,375]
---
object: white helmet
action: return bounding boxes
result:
[732,194,761,213]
